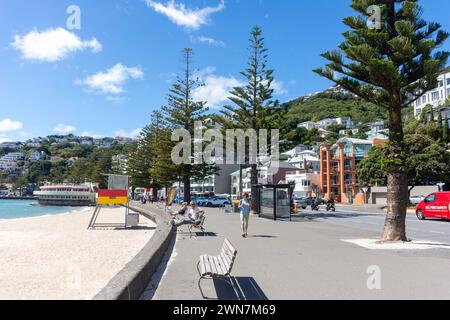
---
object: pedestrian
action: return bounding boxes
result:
[239,193,251,238]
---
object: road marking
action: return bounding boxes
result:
[430,231,445,235]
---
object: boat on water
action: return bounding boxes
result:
[34,185,96,206]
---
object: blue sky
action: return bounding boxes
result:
[1,0,449,142]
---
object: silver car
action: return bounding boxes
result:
[410,195,425,205]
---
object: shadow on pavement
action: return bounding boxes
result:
[249,235,277,239]
[213,277,268,300]
[292,212,375,222]
[139,232,177,300]
[177,231,218,237]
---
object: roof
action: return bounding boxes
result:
[40,185,90,190]
[336,138,373,145]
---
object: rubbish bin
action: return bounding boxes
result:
[126,212,140,228]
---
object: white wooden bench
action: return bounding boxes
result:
[197,239,238,299]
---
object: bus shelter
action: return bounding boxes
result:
[256,183,295,221]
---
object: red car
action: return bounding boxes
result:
[416,192,450,220]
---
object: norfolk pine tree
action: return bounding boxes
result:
[161,48,217,202]
[221,26,277,214]
[314,0,449,241]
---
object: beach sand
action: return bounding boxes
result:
[0,207,156,300]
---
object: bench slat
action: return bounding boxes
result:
[199,255,207,276]
[217,255,230,275]
[220,251,232,270]
[222,246,234,263]
[201,255,212,276]
[213,256,227,275]
[224,239,237,254]
[207,255,219,276]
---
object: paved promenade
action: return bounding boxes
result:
[140,204,450,300]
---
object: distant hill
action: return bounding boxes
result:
[283,88,388,125]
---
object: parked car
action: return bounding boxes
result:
[206,196,231,207]
[409,195,425,205]
[416,192,450,220]
[195,197,210,206]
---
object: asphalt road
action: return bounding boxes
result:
[295,207,450,244]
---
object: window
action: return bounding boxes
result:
[422,96,427,104]
[425,194,436,203]
[431,91,439,101]
[439,80,444,87]
[345,160,353,169]
[447,78,450,86]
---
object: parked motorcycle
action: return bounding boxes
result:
[311,201,320,211]
[326,202,336,212]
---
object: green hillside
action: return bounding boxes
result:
[283,91,388,125]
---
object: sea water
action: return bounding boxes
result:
[0,200,87,220]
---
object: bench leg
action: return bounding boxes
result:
[198,275,237,300]
[198,276,209,299]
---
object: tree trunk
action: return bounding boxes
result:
[250,164,260,215]
[382,171,408,241]
[183,177,191,203]
[382,107,408,242]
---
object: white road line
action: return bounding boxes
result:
[430,231,445,235]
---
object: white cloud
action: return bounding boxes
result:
[81,131,104,139]
[53,124,77,134]
[272,79,287,96]
[146,0,225,30]
[193,68,243,108]
[193,68,287,108]
[115,128,142,138]
[78,64,144,95]
[11,27,102,62]
[0,137,12,143]
[197,36,225,46]
[0,118,23,132]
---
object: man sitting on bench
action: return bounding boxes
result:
[168,202,188,218]
[172,201,204,227]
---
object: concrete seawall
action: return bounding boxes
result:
[94,203,173,300]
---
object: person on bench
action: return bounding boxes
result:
[168,202,188,218]
[172,202,204,227]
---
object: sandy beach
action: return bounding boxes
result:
[0,207,156,300]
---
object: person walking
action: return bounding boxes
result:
[239,193,251,238]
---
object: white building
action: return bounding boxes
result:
[282,147,321,197]
[285,171,321,198]
[230,162,298,196]
[298,121,317,131]
[298,117,358,131]
[177,164,240,196]
[0,152,25,172]
[367,121,389,140]
[287,150,321,173]
[0,142,21,149]
[29,151,46,161]
[414,70,450,117]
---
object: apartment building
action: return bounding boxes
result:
[414,70,450,117]
[319,138,386,203]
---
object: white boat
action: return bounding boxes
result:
[34,185,96,206]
